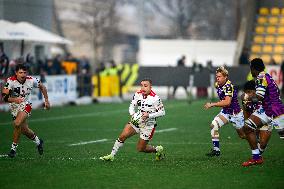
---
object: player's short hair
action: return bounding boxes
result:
[250,58,265,72]
[216,66,228,77]
[243,80,255,91]
[15,64,28,71]
[141,78,152,85]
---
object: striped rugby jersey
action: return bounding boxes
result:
[255,71,284,117]
[216,80,241,115]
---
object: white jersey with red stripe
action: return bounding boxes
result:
[129,89,165,128]
[4,75,40,117]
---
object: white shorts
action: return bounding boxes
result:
[218,110,244,129]
[250,107,284,131]
[130,122,156,141]
[258,125,272,132]
[10,102,32,119]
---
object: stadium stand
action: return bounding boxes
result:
[250,6,284,65]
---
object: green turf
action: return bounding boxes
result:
[0,100,283,189]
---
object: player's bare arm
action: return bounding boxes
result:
[2,88,24,104]
[204,96,232,109]
[38,82,50,110]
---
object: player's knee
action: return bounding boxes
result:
[210,122,219,138]
[13,120,21,129]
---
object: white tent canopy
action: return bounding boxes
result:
[0,20,72,44]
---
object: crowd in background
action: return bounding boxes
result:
[0,53,91,79]
[0,46,125,97]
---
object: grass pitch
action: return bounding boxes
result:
[0,100,283,189]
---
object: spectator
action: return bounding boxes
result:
[269,57,277,65]
[0,46,9,78]
[172,55,188,98]
[26,54,36,75]
[239,48,250,65]
[79,56,91,74]
[53,54,63,75]
[96,61,106,74]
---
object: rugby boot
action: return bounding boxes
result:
[155,145,165,161]
[37,139,44,155]
[242,156,263,167]
[8,149,16,158]
[206,149,221,157]
[99,154,114,161]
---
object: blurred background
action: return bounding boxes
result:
[0,0,284,110]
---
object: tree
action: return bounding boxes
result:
[146,0,201,38]
[75,0,119,66]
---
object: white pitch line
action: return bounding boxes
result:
[0,103,186,126]
[68,139,108,146]
[0,154,8,158]
[68,128,177,147]
[155,128,177,133]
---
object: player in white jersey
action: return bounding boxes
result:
[100,78,166,161]
[2,64,50,158]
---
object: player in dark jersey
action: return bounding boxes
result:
[204,66,245,157]
[242,58,284,167]
[241,80,271,155]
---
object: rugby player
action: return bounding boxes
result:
[100,78,165,161]
[204,66,245,157]
[2,64,50,158]
[241,80,271,155]
[242,58,284,166]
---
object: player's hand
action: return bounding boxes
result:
[14,97,24,104]
[44,100,50,110]
[204,102,213,109]
[142,112,149,121]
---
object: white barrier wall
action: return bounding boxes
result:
[33,75,77,107]
[139,39,237,67]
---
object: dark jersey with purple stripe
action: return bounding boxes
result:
[255,72,284,117]
[216,80,241,114]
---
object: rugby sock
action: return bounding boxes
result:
[257,143,265,154]
[252,149,261,160]
[31,135,41,146]
[11,142,18,151]
[110,138,124,156]
[212,138,220,151]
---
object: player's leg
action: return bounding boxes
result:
[258,128,271,154]
[242,113,267,166]
[136,127,156,153]
[273,114,284,140]
[111,123,137,155]
[235,128,246,139]
[136,139,155,153]
[100,123,137,161]
[136,127,164,160]
[21,122,44,155]
[206,114,228,157]
[8,111,28,158]
[172,85,178,98]
[232,111,246,139]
